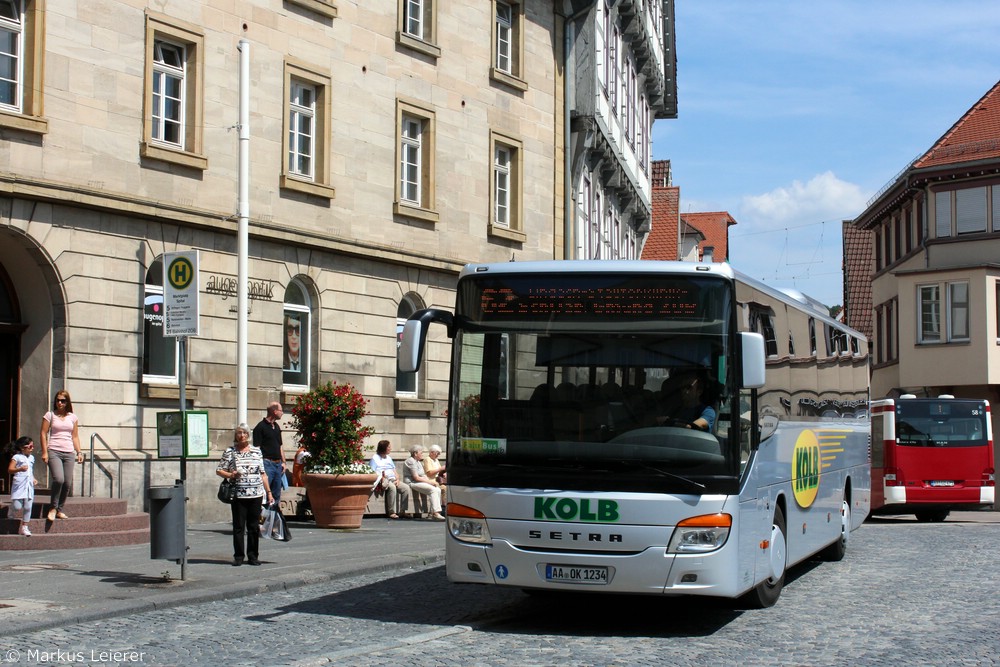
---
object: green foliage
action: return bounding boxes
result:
[291,381,375,474]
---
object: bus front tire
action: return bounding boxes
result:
[741,505,786,609]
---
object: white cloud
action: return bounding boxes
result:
[740,171,869,227]
[725,172,874,308]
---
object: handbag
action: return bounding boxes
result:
[217,478,238,504]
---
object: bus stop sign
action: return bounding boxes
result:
[163,250,200,337]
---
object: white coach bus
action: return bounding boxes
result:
[401,261,870,607]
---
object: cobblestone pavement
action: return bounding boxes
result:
[3,518,999,667]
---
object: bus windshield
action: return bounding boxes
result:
[449,273,741,495]
[896,400,989,448]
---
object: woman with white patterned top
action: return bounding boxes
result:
[217,424,273,566]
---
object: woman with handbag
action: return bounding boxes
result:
[216,424,273,566]
[39,390,83,521]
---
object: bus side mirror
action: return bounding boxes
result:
[740,332,766,389]
[399,309,454,373]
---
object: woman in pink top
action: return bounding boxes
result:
[40,390,82,521]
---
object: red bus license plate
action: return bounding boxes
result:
[929,480,955,487]
[545,565,608,584]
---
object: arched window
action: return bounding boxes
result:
[396,294,422,397]
[283,279,311,388]
[143,259,178,382]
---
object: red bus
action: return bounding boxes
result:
[870,396,995,522]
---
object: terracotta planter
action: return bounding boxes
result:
[302,472,377,529]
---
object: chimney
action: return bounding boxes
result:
[702,246,714,263]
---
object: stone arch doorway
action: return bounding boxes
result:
[0,261,22,492]
[0,223,68,492]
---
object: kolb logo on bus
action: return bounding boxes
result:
[792,429,821,508]
[534,497,620,522]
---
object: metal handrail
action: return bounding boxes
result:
[87,432,122,498]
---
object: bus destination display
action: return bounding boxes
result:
[478,286,700,318]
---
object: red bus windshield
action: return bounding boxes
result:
[896,400,989,448]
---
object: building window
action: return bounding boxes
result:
[394,99,437,223]
[885,301,894,361]
[142,13,206,169]
[0,0,45,134]
[601,0,611,97]
[400,117,422,204]
[750,306,778,358]
[489,131,523,242]
[917,198,925,243]
[0,0,24,112]
[151,40,184,147]
[494,145,510,225]
[143,260,177,383]
[882,222,896,266]
[283,279,312,388]
[397,0,439,58]
[918,284,941,343]
[904,206,913,253]
[893,215,901,259]
[609,27,620,115]
[996,281,1000,341]
[875,309,884,364]
[955,186,987,235]
[934,190,951,238]
[495,2,512,72]
[919,281,969,344]
[281,60,335,199]
[993,187,1000,232]
[593,190,602,259]
[404,0,427,38]
[396,295,423,397]
[491,0,525,90]
[288,81,315,179]
[874,229,882,270]
[948,282,969,341]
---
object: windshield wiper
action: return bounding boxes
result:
[639,464,706,492]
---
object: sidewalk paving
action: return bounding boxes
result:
[0,516,446,635]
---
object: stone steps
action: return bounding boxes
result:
[0,494,150,551]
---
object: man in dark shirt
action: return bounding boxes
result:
[253,402,286,505]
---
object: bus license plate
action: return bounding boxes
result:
[545,565,608,584]
[930,480,955,487]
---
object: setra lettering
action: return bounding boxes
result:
[528,529,624,542]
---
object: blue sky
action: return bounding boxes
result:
[653,1,1000,307]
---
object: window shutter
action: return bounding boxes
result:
[955,187,987,234]
[935,191,951,238]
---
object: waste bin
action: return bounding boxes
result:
[148,480,186,562]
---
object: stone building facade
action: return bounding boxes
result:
[851,78,1000,491]
[0,0,675,519]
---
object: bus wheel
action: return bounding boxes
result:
[819,498,850,561]
[915,509,949,523]
[741,505,786,608]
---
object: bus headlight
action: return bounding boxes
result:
[667,513,732,554]
[446,504,492,544]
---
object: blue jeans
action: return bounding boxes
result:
[263,459,284,504]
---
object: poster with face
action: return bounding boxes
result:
[283,312,307,384]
